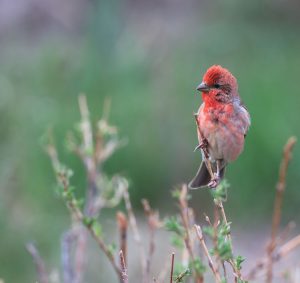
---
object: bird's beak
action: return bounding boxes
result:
[196,82,210,92]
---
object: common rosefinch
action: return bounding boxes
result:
[189,65,250,189]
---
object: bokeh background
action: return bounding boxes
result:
[1,0,300,282]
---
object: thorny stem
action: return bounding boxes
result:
[194,225,222,283]
[266,137,297,283]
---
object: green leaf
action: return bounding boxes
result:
[219,222,231,236]
[107,243,117,257]
[174,268,191,283]
[210,179,229,202]
[171,235,184,249]
[189,258,206,275]
[217,239,232,261]
[235,255,245,271]
[164,217,184,236]
[92,221,103,237]
[202,226,214,238]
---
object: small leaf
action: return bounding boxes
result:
[189,258,206,275]
[235,255,245,271]
[92,221,103,237]
[202,226,214,238]
[171,235,184,249]
[164,217,184,236]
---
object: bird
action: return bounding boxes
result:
[188,65,250,189]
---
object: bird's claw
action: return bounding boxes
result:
[208,173,221,189]
[194,138,209,152]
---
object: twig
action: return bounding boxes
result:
[61,231,75,283]
[123,187,146,278]
[179,185,203,283]
[267,137,297,283]
[26,243,49,283]
[74,227,87,283]
[142,199,160,281]
[174,269,191,283]
[215,200,241,281]
[120,250,129,283]
[247,233,300,281]
[157,256,172,283]
[47,145,122,279]
[194,225,222,283]
[170,253,175,283]
[78,95,99,217]
[117,212,128,266]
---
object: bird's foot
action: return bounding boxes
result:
[208,173,221,189]
[194,138,209,152]
[199,138,208,150]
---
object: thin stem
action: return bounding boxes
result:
[194,225,222,283]
[267,137,297,283]
[142,199,159,282]
[123,188,146,280]
[179,186,203,283]
[120,250,129,283]
[170,253,175,283]
[116,212,128,267]
[26,243,49,283]
[246,233,300,281]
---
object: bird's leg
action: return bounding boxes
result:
[208,160,221,189]
[194,138,208,152]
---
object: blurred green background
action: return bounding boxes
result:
[1,0,300,282]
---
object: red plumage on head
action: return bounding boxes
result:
[203,65,238,94]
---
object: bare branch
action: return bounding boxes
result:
[194,225,222,283]
[170,253,175,283]
[142,199,161,281]
[179,185,204,283]
[123,187,146,277]
[120,250,129,283]
[61,231,75,283]
[26,243,48,283]
[247,233,300,281]
[117,212,128,266]
[267,136,297,283]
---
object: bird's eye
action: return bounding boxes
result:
[214,83,220,89]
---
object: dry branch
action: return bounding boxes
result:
[117,212,128,266]
[120,250,129,283]
[170,253,175,283]
[194,225,222,283]
[266,136,297,283]
[123,187,146,278]
[26,243,48,283]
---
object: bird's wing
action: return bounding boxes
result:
[233,100,251,137]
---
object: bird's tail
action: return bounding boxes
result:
[188,161,226,189]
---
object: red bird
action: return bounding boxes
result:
[189,65,250,189]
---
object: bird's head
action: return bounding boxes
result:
[196,65,238,104]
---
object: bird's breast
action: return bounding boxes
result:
[197,104,245,162]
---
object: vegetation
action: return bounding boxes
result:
[26,97,299,283]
